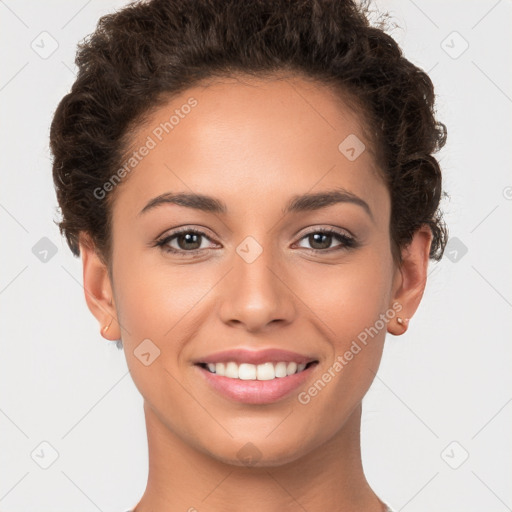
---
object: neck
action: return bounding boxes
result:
[133,401,385,512]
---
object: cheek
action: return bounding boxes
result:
[298,253,393,340]
[112,253,224,364]
[293,250,393,390]
[111,256,203,406]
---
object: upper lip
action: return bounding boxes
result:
[193,348,318,366]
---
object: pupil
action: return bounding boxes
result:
[311,233,331,250]
[179,233,201,250]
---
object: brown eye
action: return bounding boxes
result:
[296,229,356,252]
[307,232,333,250]
[175,232,202,251]
[156,228,217,255]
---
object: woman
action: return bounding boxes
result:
[49,0,447,510]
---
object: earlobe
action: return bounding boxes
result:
[387,224,432,336]
[79,233,120,341]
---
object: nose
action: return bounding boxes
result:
[218,243,296,333]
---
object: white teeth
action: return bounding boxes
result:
[256,362,275,381]
[202,361,312,380]
[215,362,225,376]
[275,362,287,377]
[225,362,239,379]
[238,363,256,380]
[286,362,297,375]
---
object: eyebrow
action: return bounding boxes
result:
[138,188,373,221]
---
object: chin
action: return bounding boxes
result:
[202,436,314,468]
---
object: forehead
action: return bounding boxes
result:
[112,74,388,220]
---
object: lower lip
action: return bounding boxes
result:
[194,363,318,404]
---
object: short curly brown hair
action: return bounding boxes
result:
[49,0,448,269]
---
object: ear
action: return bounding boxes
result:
[79,232,120,341]
[387,224,432,336]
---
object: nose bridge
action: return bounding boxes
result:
[218,234,294,330]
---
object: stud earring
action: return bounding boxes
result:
[396,317,409,327]
[101,318,113,336]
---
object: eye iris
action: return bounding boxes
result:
[310,232,331,250]
[178,232,201,250]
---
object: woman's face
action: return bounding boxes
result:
[99,75,405,465]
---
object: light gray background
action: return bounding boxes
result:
[1,1,511,510]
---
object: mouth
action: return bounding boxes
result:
[195,360,319,380]
[193,360,320,404]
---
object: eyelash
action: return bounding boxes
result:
[154,227,358,257]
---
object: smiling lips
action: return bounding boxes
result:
[194,347,317,380]
[200,360,315,380]
[193,348,319,403]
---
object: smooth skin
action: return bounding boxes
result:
[79,74,431,512]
